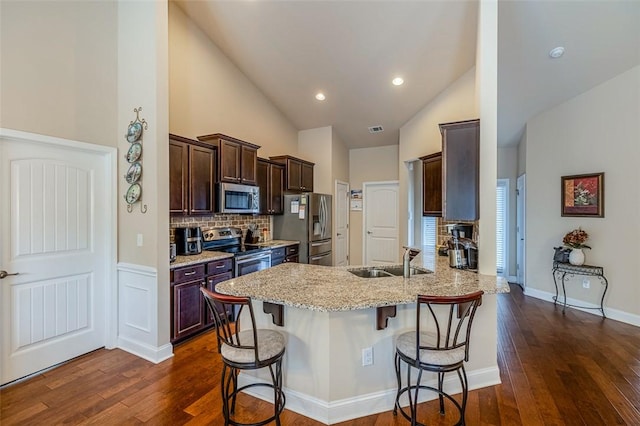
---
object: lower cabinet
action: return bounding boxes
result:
[271,244,300,266]
[171,258,233,344]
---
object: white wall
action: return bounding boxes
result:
[299,126,333,195]
[168,3,299,157]
[498,146,518,276]
[349,145,399,264]
[526,65,640,324]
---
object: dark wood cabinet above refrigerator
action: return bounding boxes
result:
[420,152,442,217]
[269,155,314,192]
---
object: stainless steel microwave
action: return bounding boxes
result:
[217,182,260,214]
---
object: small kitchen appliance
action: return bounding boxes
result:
[170,243,177,262]
[174,227,202,255]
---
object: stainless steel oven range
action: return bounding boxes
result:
[201,227,272,277]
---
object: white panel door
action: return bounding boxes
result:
[335,181,349,266]
[516,174,526,287]
[364,182,399,265]
[1,135,108,384]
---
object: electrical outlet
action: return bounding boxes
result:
[362,347,373,366]
[582,278,590,289]
[137,233,143,247]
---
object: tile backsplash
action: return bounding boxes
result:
[170,214,270,242]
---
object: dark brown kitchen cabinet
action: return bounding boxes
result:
[420,152,442,217]
[171,257,233,344]
[204,258,233,325]
[169,134,215,215]
[257,158,284,215]
[269,155,314,192]
[440,119,480,221]
[170,264,206,343]
[197,133,259,185]
[271,244,299,266]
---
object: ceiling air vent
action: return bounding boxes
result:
[368,125,384,134]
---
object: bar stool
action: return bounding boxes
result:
[393,291,484,426]
[201,287,286,426]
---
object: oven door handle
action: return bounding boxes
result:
[235,251,272,264]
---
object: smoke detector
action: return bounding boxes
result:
[368,125,384,134]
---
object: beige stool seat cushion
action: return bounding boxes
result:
[221,329,285,364]
[396,331,466,366]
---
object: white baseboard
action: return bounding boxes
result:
[117,337,174,364]
[523,287,640,327]
[237,365,501,425]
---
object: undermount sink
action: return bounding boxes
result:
[348,266,430,278]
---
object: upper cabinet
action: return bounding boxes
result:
[169,134,216,215]
[270,155,314,192]
[440,119,479,221]
[420,152,442,217]
[197,133,259,185]
[257,158,284,215]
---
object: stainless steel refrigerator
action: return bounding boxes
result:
[273,193,332,266]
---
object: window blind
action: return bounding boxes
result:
[422,216,437,247]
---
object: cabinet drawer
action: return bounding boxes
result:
[271,247,285,259]
[285,245,299,256]
[206,258,232,275]
[172,264,205,284]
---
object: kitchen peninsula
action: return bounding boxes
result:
[216,250,509,424]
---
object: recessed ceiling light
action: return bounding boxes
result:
[549,46,565,59]
[392,77,404,86]
[315,93,326,101]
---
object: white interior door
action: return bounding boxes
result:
[1,132,110,385]
[364,181,399,265]
[516,174,526,287]
[334,181,349,266]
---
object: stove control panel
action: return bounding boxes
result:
[201,227,243,242]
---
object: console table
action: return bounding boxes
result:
[552,261,608,317]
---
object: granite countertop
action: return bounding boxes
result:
[245,240,300,249]
[216,248,510,312]
[170,251,233,269]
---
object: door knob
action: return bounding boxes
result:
[0,270,19,279]
[367,231,372,234]
[337,233,341,236]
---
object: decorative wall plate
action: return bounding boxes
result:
[125,162,142,184]
[125,183,142,204]
[126,142,142,163]
[126,121,143,143]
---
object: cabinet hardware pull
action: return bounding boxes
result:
[184,271,196,276]
[216,265,225,269]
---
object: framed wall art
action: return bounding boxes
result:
[561,172,604,217]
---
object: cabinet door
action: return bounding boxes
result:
[301,162,314,192]
[256,159,270,214]
[205,272,234,324]
[169,140,188,214]
[421,153,442,217]
[441,120,479,220]
[287,159,302,191]
[269,163,284,214]
[189,145,215,215]
[219,139,241,182]
[172,279,205,342]
[240,145,257,185]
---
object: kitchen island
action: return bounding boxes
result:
[216,250,508,424]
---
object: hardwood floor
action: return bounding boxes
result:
[2,284,639,425]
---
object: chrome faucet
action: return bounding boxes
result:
[402,246,422,278]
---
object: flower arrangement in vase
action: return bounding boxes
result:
[563,228,590,265]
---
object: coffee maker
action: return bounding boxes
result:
[174,227,202,255]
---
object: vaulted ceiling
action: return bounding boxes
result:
[173,0,640,149]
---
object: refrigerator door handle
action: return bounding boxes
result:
[321,196,328,238]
